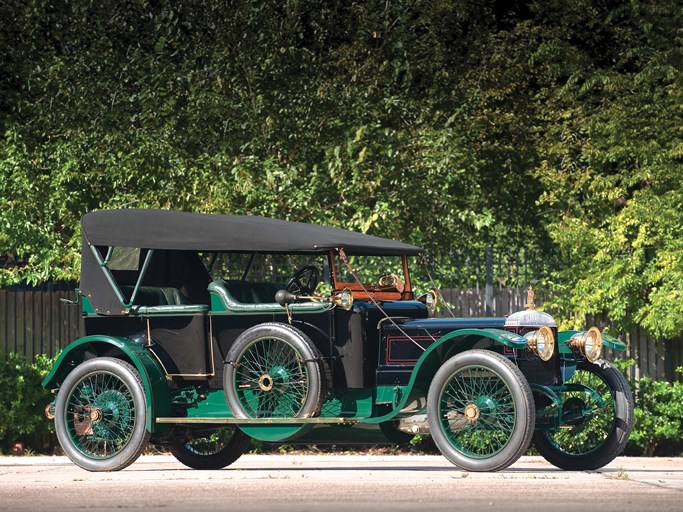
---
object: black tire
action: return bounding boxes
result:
[427,350,535,472]
[169,426,251,470]
[54,357,150,472]
[224,322,325,419]
[533,359,634,470]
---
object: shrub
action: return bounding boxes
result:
[0,353,55,454]
[627,368,683,456]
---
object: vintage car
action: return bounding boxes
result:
[43,209,633,472]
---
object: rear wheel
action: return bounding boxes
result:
[54,357,150,472]
[170,426,251,470]
[427,350,535,472]
[533,359,634,470]
[224,323,325,419]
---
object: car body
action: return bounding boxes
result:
[43,209,634,472]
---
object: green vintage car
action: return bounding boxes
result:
[43,209,633,472]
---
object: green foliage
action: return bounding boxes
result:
[533,1,683,336]
[0,0,681,344]
[0,0,550,286]
[609,360,683,456]
[0,353,55,453]
[628,368,683,456]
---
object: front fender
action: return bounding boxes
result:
[42,335,171,432]
[366,328,526,423]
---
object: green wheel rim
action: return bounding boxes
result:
[182,427,240,456]
[64,371,137,459]
[233,336,310,418]
[438,364,516,458]
[543,369,615,456]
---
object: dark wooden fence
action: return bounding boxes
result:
[0,284,83,362]
[426,249,683,381]
[1,250,681,380]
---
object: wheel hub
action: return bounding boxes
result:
[562,396,589,426]
[89,408,103,424]
[258,374,274,391]
[464,403,480,423]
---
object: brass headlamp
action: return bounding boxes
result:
[568,326,603,362]
[418,289,438,316]
[524,325,555,361]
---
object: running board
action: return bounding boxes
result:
[155,417,360,425]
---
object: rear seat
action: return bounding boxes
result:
[120,285,209,314]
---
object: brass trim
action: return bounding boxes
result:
[155,417,359,425]
[464,403,480,423]
[258,374,274,391]
[526,325,555,362]
[377,316,411,330]
[568,326,603,362]
[525,287,536,310]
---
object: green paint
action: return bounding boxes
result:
[81,295,95,315]
[319,388,374,418]
[238,424,313,442]
[42,335,171,432]
[364,328,526,424]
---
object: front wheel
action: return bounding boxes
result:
[427,350,535,472]
[533,359,634,470]
[169,426,251,470]
[54,357,150,472]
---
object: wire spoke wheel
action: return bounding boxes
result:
[55,357,149,472]
[170,426,251,470]
[67,374,135,457]
[224,323,325,419]
[428,350,534,472]
[533,359,634,470]
[439,367,517,458]
[236,337,309,417]
[548,371,613,454]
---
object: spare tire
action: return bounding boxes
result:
[224,322,325,419]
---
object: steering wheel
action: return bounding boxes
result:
[285,265,320,296]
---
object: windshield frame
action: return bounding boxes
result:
[331,251,414,301]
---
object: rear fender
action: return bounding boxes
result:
[366,328,526,423]
[42,335,171,432]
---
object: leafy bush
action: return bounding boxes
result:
[627,368,683,456]
[614,358,683,456]
[0,353,55,454]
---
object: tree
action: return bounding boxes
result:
[0,0,549,285]
[531,0,683,338]
[1,0,681,346]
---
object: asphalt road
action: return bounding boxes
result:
[1,454,681,512]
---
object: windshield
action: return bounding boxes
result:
[333,254,411,292]
[202,252,330,290]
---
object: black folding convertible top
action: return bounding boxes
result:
[79,210,422,315]
[81,209,423,255]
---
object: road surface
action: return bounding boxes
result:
[1,455,681,512]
